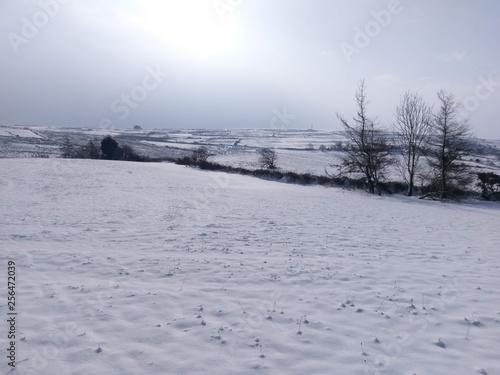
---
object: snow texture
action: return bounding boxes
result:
[1,158,500,375]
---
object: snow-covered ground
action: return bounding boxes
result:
[1,158,499,375]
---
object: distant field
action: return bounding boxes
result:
[1,126,500,180]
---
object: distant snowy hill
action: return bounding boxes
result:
[1,125,500,179]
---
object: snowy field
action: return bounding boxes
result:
[2,125,500,180]
[1,158,500,375]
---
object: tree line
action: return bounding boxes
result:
[333,80,484,200]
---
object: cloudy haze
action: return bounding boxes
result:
[1,0,499,138]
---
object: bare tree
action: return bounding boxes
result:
[336,80,392,195]
[60,137,76,158]
[83,139,102,159]
[121,144,142,161]
[191,147,211,164]
[426,90,473,199]
[392,91,432,196]
[259,148,278,169]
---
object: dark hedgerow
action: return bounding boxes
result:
[477,172,500,201]
[184,159,378,190]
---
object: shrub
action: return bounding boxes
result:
[175,156,195,166]
[477,172,500,201]
[101,136,120,160]
[121,144,142,161]
[191,147,211,164]
[83,140,101,159]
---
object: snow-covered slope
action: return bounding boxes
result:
[1,159,499,375]
[0,127,43,139]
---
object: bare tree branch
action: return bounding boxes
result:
[392,91,432,196]
[335,80,392,195]
[259,148,278,170]
[426,90,473,199]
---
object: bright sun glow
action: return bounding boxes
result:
[129,1,241,58]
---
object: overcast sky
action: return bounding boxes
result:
[1,0,499,138]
